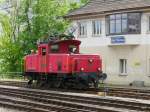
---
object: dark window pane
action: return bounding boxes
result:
[110,20,115,33]
[42,48,46,55]
[116,14,121,19]
[128,13,141,33]
[93,22,96,34]
[120,59,127,73]
[110,15,115,20]
[79,22,87,36]
[97,21,101,34]
[125,60,127,73]
[120,59,124,73]
[106,17,110,35]
[92,21,101,35]
[149,17,150,31]
[122,19,127,33]
[116,19,121,33]
[122,14,127,19]
[97,21,99,34]
[107,13,141,35]
[51,45,59,53]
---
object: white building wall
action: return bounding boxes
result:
[72,13,150,86]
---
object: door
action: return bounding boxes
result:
[40,47,48,73]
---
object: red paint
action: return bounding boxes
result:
[24,40,102,74]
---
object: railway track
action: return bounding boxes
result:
[0,85,150,112]
[105,87,150,100]
[0,80,150,100]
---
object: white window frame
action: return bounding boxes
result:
[78,21,87,37]
[119,59,127,75]
[92,20,101,36]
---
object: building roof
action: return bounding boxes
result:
[67,0,150,18]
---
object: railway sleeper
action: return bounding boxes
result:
[0,95,93,112]
[1,88,149,108]
[0,90,149,111]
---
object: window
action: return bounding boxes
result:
[78,22,87,36]
[50,45,59,53]
[92,20,101,35]
[109,14,127,34]
[128,13,141,33]
[69,45,77,53]
[119,59,127,74]
[107,13,141,35]
[149,59,150,75]
[42,48,46,55]
[149,16,150,31]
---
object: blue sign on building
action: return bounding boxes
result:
[111,36,126,44]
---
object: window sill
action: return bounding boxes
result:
[119,73,128,76]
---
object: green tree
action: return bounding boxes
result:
[0,0,88,72]
[0,14,23,72]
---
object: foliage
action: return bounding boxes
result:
[0,14,23,72]
[0,0,88,72]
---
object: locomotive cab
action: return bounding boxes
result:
[48,40,80,54]
[37,40,80,54]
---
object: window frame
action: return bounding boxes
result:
[92,20,102,36]
[119,59,127,75]
[107,12,141,35]
[78,21,87,37]
[148,16,150,32]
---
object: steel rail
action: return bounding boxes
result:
[0,87,149,112]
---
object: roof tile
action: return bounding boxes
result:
[67,0,150,17]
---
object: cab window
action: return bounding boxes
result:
[69,45,77,53]
[51,45,59,53]
[42,48,46,55]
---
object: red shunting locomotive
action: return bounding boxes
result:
[24,37,107,89]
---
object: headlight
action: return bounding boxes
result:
[89,59,93,63]
[81,67,84,71]
[98,67,101,71]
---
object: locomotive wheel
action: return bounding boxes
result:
[77,83,88,90]
[36,80,42,88]
[60,78,68,89]
[53,80,62,88]
[75,78,89,90]
[60,83,68,89]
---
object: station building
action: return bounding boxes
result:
[66,0,150,86]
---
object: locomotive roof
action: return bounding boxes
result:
[49,39,81,46]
